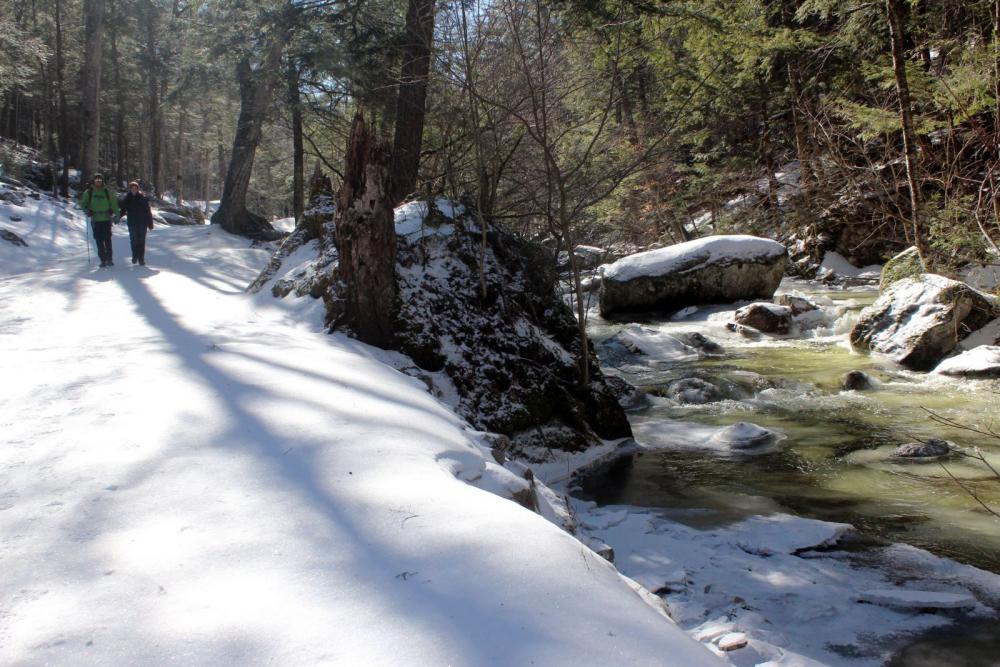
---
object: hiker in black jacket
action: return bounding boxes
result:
[118,181,154,265]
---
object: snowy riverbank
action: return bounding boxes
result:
[0,190,719,665]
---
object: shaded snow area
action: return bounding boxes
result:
[0,192,720,665]
[574,504,1000,666]
[602,235,787,283]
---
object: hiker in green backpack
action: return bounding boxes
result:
[80,174,117,267]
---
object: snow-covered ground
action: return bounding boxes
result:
[0,190,721,665]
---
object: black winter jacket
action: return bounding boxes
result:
[119,192,154,227]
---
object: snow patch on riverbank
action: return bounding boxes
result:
[574,503,1000,666]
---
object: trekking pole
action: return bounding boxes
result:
[86,216,92,265]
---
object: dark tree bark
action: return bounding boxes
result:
[54,0,69,196]
[212,31,288,237]
[109,0,126,183]
[334,113,398,348]
[287,61,304,222]
[389,0,435,205]
[886,0,929,267]
[175,90,186,201]
[80,0,105,186]
[142,0,162,193]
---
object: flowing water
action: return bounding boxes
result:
[582,280,1000,572]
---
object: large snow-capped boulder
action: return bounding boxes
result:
[849,274,998,370]
[933,345,1000,378]
[599,235,787,317]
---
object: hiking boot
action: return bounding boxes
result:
[99,261,107,268]
[131,257,138,264]
[139,259,146,266]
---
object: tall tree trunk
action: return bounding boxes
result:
[287,61,304,222]
[886,0,928,267]
[335,113,397,347]
[212,30,288,236]
[787,56,813,195]
[175,90,185,201]
[389,0,435,204]
[54,0,69,196]
[109,0,125,183]
[80,0,105,186]
[144,0,161,194]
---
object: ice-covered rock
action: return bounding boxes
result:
[934,345,1000,379]
[632,420,782,456]
[849,274,998,370]
[599,235,787,317]
[858,589,977,610]
[733,302,792,334]
[665,378,722,404]
[707,422,779,451]
[890,438,953,460]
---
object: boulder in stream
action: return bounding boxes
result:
[775,293,820,315]
[708,422,779,451]
[933,345,1000,379]
[599,235,787,317]
[840,370,875,391]
[890,438,954,461]
[665,377,722,404]
[733,302,793,334]
[849,274,999,371]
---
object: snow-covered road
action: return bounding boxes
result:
[0,199,720,665]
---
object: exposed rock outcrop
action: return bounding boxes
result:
[849,274,998,370]
[394,201,631,457]
[258,196,632,458]
[599,235,787,317]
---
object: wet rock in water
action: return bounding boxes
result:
[599,235,787,317]
[890,438,953,460]
[708,422,778,450]
[1,228,28,247]
[677,331,724,355]
[733,302,793,334]
[605,376,647,410]
[933,345,1000,379]
[775,293,820,315]
[725,321,763,339]
[849,274,998,371]
[841,370,875,391]
[665,377,722,404]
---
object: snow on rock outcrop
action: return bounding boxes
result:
[392,200,631,457]
[599,235,787,317]
[849,274,998,371]
[933,345,1000,379]
[259,196,631,458]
